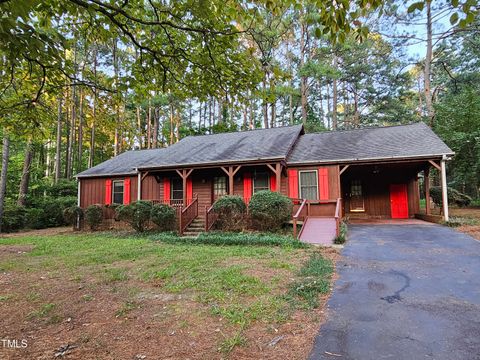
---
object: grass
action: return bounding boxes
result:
[444,216,480,227]
[0,231,334,355]
[287,253,334,309]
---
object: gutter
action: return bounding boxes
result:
[286,152,455,166]
[136,156,286,171]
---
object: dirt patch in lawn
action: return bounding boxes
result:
[0,244,34,254]
[0,227,72,239]
[0,234,340,360]
[450,208,480,241]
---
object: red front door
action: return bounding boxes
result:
[390,184,409,219]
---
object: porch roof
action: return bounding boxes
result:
[287,122,454,165]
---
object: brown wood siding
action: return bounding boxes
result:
[141,174,162,200]
[80,175,137,208]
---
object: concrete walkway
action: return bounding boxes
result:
[309,224,480,360]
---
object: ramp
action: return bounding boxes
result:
[299,217,336,245]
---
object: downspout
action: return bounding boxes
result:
[137,170,142,201]
[77,179,81,206]
[441,154,449,222]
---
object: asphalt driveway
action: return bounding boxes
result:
[310,224,480,360]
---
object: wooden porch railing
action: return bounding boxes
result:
[334,198,342,237]
[179,194,198,235]
[293,198,308,239]
[205,205,219,232]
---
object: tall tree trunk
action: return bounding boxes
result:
[147,102,152,149]
[136,106,142,148]
[262,74,268,128]
[270,99,276,128]
[113,40,120,155]
[55,96,62,183]
[0,135,9,233]
[353,86,360,126]
[326,82,331,129]
[424,0,434,126]
[77,87,84,172]
[89,44,97,168]
[169,103,174,144]
[17,139,33,207]
[208,98,212,128]
[217,97,223,123]
[67,89,76,179]
[64,88,71,178]
[153,107,159,148]
[300,12,309,125]
[332,56,338,130]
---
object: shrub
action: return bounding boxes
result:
[334,222,348,244]
[85,205,103,230]
[150,204,176,231]
[1,204,27,232]
[25,197,77,229]
[430,186,472,207]
[248,191,293,231]
[63,206,84,230]
[212,195,246,231]
[149,231,307,248]
[116,201,152,232]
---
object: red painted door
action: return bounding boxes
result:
[390,184,409,219]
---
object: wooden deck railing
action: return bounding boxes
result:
[293,198,308,238]
[334,198,342,237]
[205,205,219,231]
[179,195,198,235]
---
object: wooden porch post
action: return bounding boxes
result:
[266,163,282,192]
[137,172,142,201]
[221,165,242,195]
[424,167,430,215]
[440,158,449,221]
[176,169,193,206]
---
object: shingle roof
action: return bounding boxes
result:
[287,122,453,164]
[137,124,303,170]
[76,125,303,177]
[76,148,166,178]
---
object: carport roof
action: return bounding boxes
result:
[287,122,454,165]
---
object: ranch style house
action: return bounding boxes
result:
[76,122,453,242]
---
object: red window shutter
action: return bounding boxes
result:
[269,173,276,192]
[243,172,252,204]
[186,178,193,203]
[319,167,329,200]
[288,169,298,199]
[163,178,170,202]
[124,178,131,204]
[105,179,112,205]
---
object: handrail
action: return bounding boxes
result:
[293,198,308,238]
[205,204,219,232]
[179,194,198,235]
[334,198,342,237]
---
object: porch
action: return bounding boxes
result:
[338,157,450,221]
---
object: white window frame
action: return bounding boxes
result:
[112,180,124,204]
[253,171,270,193]
[298,170,319,200]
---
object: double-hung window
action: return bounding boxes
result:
[171,178,183,200]
[299,170,318,200]
[112,180,124,204]
[253,172,269,193]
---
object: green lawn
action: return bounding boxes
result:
[0,231,334,358]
